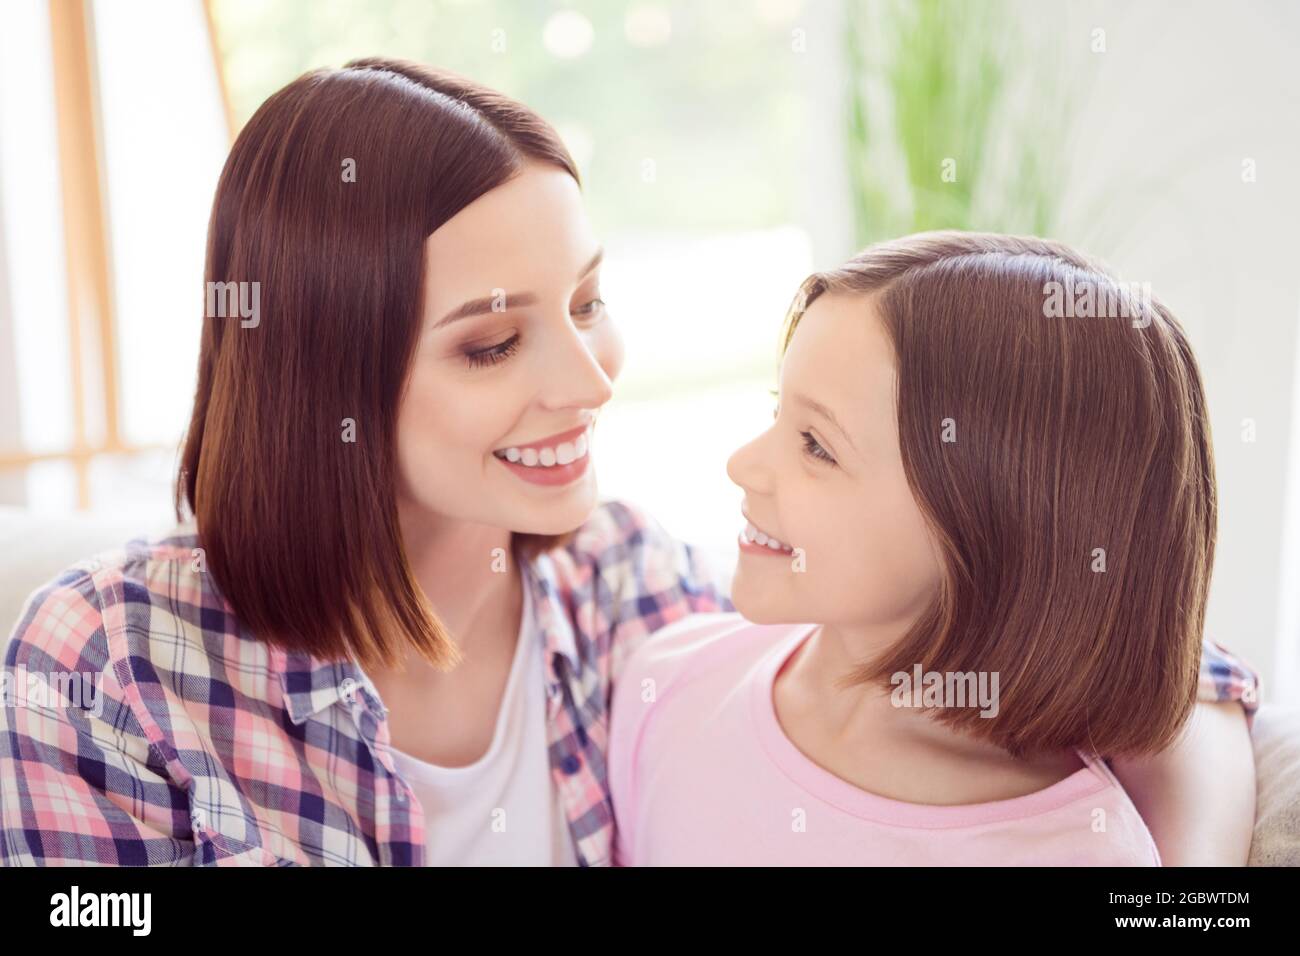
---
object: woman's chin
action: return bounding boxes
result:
[509,491,598,536]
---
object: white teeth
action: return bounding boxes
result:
[496,430,591,468]
[742,519,792,552]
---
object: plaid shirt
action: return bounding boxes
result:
[0,499,1261,866]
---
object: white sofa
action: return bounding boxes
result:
[1,506,1297,865]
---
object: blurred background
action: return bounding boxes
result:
[0,0,1297,703]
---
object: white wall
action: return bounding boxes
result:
[1043,0,1300,701]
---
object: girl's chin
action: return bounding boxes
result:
[729,581,802,625]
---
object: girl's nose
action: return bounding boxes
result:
[726,431,772,495]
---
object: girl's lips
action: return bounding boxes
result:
[737,530,794,556]
[738,518,795,555]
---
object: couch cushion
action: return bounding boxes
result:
[1249,703,1300,865]
[0,508,168,652]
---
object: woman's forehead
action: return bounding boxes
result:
[423,166,593,292]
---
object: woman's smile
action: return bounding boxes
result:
[492,422,593,486]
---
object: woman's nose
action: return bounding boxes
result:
[540,323,615,412]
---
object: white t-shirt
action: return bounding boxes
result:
[388,581,577,866]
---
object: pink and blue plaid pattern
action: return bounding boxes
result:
[0,500,724,865]
[0,499,1260,865]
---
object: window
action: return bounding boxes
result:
[0,0,226,521]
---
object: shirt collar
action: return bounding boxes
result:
[270,550,581,725]
[272,647,380,726]
[521,549,582,682]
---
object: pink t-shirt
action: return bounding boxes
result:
[609,613,1160,866]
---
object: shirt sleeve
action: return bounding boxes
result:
[1198,637,1261,732]
[0,575,195,866]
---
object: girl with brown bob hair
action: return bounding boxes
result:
[610,232,1261,866]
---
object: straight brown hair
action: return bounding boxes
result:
[785,231,1216,758]
[177,58,579,671]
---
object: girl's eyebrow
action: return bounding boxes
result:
[433,247,604,330]
[792,391,857,451]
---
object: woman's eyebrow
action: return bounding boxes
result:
[435,292,537,329]
[434,247,605,329]
[577,247,604,279]
[793,391,857,451]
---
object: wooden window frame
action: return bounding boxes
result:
[0,0,234,508]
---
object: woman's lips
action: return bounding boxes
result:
[493,424,592,486]
[494,422,590,456]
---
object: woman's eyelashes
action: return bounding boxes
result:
[572,297,606,325]
[461,298,607,370]
[464,333,520,369]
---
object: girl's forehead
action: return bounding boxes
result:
[785,295,894,382]
[781,293,900,446]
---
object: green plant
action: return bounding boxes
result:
[843,0,1078,246]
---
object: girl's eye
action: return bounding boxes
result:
[572,298,606,322]
[800,430,837,466]
[465,334,520,369]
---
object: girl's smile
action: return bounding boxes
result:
[738,512,795,555]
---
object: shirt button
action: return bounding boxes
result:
[560,754,582,775]
[395,787,407,803]
[338,678,358,705]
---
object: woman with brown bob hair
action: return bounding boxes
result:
[610,232,1261,866]
[0,58,727,866]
